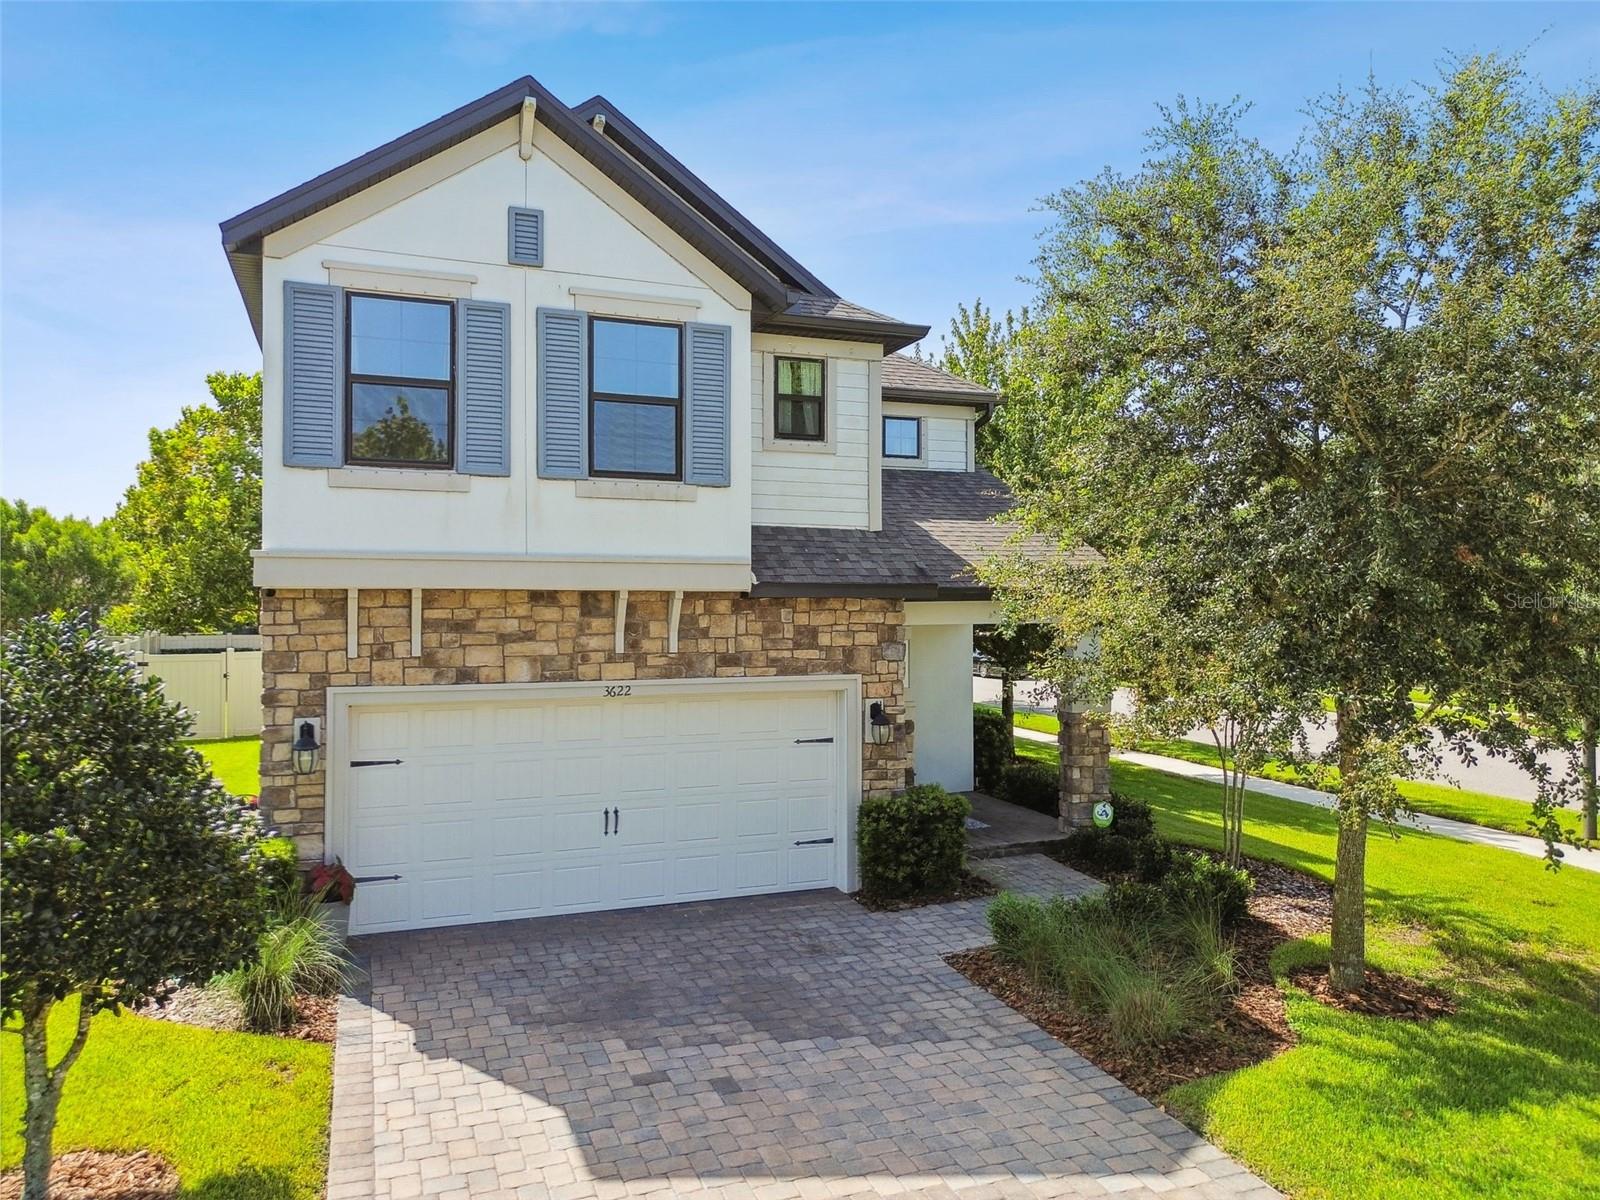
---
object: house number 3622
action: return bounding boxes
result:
[603,685,633,697]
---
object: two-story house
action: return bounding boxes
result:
[221,76,1078,935]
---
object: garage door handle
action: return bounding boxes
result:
[794,837,835,846]
[613,806,620,834]
[352,874,402,883]
[603,808,610,836]
[350,759,404,768]
[794,737,834,744]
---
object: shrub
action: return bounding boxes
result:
[1058,791,1165,874]
[1161,852,1253,930]
[993,760,1058,816]
[985,889,1241,1048]
[973,709,1014,791]
[260,836,300,895]
[220,887,353,1032]
[1106,792,1156,840]
[858,785,969,901]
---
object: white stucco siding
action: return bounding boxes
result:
[749,333,876,529]
[882,400,977,472]
[905,621,976,792]
[258,117,752,569]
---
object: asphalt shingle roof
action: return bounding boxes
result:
[881,354,998,405]
[750,469,1066,599]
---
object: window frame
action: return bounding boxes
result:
[343,291,457,470]
[587,314,684,481]
[772,355,827,443]
[883,414,923,461]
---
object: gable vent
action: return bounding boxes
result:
[508,206,544,267]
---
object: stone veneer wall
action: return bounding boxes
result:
[1057,707,1112,829]
[260,589,911,858]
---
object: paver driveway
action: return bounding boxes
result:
[329,888,1278,1200]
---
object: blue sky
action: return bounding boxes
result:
[3,1,1596,520]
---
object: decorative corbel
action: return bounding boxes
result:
[518,96,538,161]
[668,590,684,653]
[614,589,629,654]
[590,113,607,135]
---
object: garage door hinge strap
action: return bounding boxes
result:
[794,837,835,846]
[794,737,834,744]
[350,759,404,767]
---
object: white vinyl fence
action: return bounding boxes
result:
[112,633,263,740]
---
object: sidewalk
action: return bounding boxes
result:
[1014,726,1600,875]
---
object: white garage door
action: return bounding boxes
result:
[337,686,844,934]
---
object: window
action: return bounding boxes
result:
[346,294,454,468]
[589,316,681,478]
[774,357,825,441]
[884,415,921,459]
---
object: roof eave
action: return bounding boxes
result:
[753,313,930,354]
[747,581,989,601]
[882,387,999,409]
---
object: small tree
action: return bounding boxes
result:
[1,615,274,1200]
[114,371,262,633]
[994,57,1599,991]
[973,623,1053,724]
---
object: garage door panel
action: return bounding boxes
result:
[492,705,544,745]
[546,807,608,853]
[734,748,780,785]
[673,800,722,842]
[548,862,605,910]
[418,818,475,863]
[491,869,543,918]
[489,813,543,856]
[416,872,475,922]
[341,686,844,934]
[734,850,781,890]
[418,707,475,749]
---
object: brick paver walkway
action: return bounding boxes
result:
[330,891,1278,1200]
[971,853,1104,902]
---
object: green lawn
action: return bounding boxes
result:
[985,704,1589,843]
[1016,733,1600,1200]
[194,736,261,798]
[2,998,331,1199]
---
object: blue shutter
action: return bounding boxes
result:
[684,322,731,487]
[536,307,587,479]
[456,300,511,476]
[508,207,544,266]
[282,281,343,467]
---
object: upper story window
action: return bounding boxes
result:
[884,415,921,460]
[590,316,681,479]
[774,357,825,441]
[346,293,454,468]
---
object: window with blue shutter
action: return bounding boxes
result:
[456,300,511,475]
[536,307,588,478]
[508,207,544,266]
[683,322,731,487]
[282,281,344,467]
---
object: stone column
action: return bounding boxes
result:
[1057,702,1111,830]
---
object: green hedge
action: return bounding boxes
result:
[1106,852,1254,930]
[260,836,301,896]
[858,785,969,901]
[993,760,1059,815]
[973,709,1013,791]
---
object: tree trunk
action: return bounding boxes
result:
[20,998,93,1200]
[1583,714,1596,844]
[1328,702,1368,993]
[1001,672,1015,726]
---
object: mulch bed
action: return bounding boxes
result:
[1289,964,1456,1020]
[853,870,998,912]
[947,855,1328,1101]
[137,984,337,1044]
[950,850,1454,1103]
[0,1151,178,1200]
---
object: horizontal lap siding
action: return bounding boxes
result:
[750,354,871,528]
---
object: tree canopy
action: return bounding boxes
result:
[986,55,1600,990]
[114,371,262,632]
[0,499,129,630]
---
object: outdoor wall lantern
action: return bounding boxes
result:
[868,701,894,746]
[291,719,323,776]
